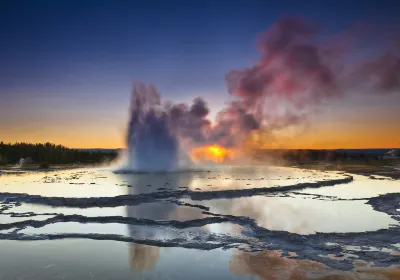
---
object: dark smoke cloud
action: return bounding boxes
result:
[128,18,399,152]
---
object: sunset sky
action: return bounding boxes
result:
[1,0,399,149]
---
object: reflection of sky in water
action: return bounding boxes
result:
[186,167,345,192]
[187,195,398,234]
[6,203,127,217]
[21,222,129,235]
[0,213,53,223]
[0,166,346,198]
[1,167,400,279]
[0,240,398,280]
[0,168,128,197]
[298,174,400,199]
[0,167,398,236]
[8,202,205,221]
[0,240,249,280]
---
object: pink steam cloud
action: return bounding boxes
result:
[128,17,399,150]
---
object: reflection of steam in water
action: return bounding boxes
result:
[198,183,393,234]
[230,250,325,280]
[124,173,193,270]
[228,197,316,234]
[190,172,319,234]
[230,250,400,280]
[129,244,160,271]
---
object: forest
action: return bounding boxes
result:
[0,142,118,165]
[252,148,389,163]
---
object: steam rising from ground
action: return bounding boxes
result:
[124,17,399,171]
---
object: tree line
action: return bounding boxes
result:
[0,142,118,165]
[253,149,385,163]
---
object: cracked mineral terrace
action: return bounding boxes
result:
[0,166,399,273]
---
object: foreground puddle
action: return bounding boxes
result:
[185,195,398,234]
[0,166,347,198]
[0,168,127,197]
[1,167,399,271]
[298,174,400,199]
[0,240,398,280]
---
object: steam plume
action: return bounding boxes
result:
[124,18,399,170]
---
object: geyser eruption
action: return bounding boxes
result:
[124,82,244,171]
[126,84,181,172]
[124,80,242,171]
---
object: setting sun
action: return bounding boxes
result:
[190,144,235,163]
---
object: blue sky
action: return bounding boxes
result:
[0,0,399,147]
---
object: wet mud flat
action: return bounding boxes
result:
[0,166,399,279]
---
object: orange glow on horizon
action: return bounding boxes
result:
[1,115,399,149]
[2,128,399,150]
[190,144,236,163]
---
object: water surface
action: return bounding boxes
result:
[1,166,399,278]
